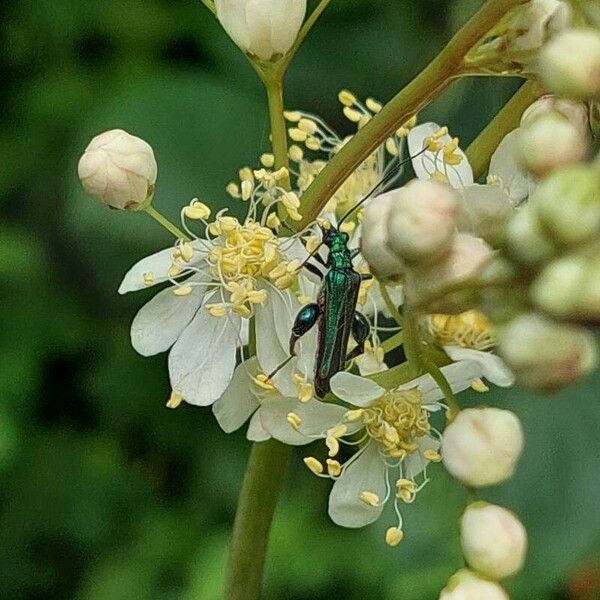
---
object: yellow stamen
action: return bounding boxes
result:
[326,459,342,477]
[303,456,324,475]
[166,391,183,409]
[385,527,404,547]
[359,491,380,506]
[287,412,302,430]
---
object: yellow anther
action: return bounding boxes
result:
[386,138,399,156]
[405,115,418,128]
[326,435,340,458]
[206,304,228,317]
[316,217,331,229]
[430,170,449,184]
[184,200,211,220]
[233,304,252,317]
[239,167,253,181]
[396,478,417,492]
[248,289,267,304]
[266,213,281,229]
[326,459,342,477]
[432,126,449,139]
[237,179,251,201]
[168,263,181,278]
[173,285,193,297]
[297,294,311,305]
[298,118,318,134]
[338,89,357,107]
[425,137,443,152]
[303,456,324,475]
[339,221,355,234]
[345,408,365,422]
[218,216,239,233]
[286,259,302,273]
[287,412,302,430]
[143,272,154,286]
[423,449,442,463]
[305,136,321,151]
[283,191,301,209]
[273,167,289,181]
[397,488,414,503]
[343,106,363,123]
[166,390,183,409]
[285,207,302,222]
[288,145,304,161]
[289,128,308,142]
[180,242,194,262]
[306,235,321,254]
[253,373,275,390]
[328,424,348,438]
[365,97,383,113]
[284,110,302,122]
[226,182,240,197]
[385,527,404,547]
[359,491,380,507]
[358,114,371,129]
[471,378,490,393]
[260,153,275,167]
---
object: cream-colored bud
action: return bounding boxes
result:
[386,180,458,266]
[78,129,157,210]
[532,166,600,247]
[214,0,307,61]
[521,95,590,133]
[461,502,528,580]
[518,112,590,176]
[505,207,556,265]
[509,0,570,53]
[498,314,597,391]
[439,569,509,600]
[360,192,405,280]
[442,408,524,488]
[539,28,600,100]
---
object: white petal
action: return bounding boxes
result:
[168,293,241,406]
[330,372,384,407]
[130,278,205,356]
[328,442,387,528]
[259,397,347,446]
[489,130,530,205]
[212,358,260,433]
[403,435,440,479]
[247,410,270,442]
[444,346,515,388]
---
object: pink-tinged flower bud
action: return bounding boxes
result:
[442,408,524,488]
[215,0,307,61]
[518,111,590,176]
[439,569,509,600]
[498,314,597,391]
[461,503,528,580]
[360,192,405,280]
[521,95,590,132]
[539,28,600,100]
[386,179,458,266]
[78,129,157,211]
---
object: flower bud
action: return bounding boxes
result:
[521,95,590,132]
[505,207,556,265]
[539,28,600,100]
[439,569,509,600]
[510,0,570,53]
[360,192,405,280]
[498,313,597,391]
[442,408,524,488]
[386,180,458,266]
[518,111,590,176]
[532,165,600,247]
[461,502,527,580]
[78,129,157,211]
[214,0,307,61]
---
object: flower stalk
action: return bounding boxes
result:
[144,204,190,241]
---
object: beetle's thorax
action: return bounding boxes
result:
[324,229,353,269]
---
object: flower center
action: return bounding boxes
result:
[361,389,431,458]
[427,310,495,351]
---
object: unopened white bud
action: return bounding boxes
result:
[518,111,589,176]
[505,207,556,265]
[360,192,405,279]
[461,502,527,580]
[214,0,307,61]
[539,28,600,100]
[78,129,157,211]
[439,569,509,600]
[521,95,590,133]
[386,180,458,266]
[498,314,597,391]
[442,408,523,488]
[532,166,600,247]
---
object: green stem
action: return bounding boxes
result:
[402,310,423,379]
[465,80,545,179]
[263,75,291,189]
[379,283,404,327]
[144,204,190,241]
[224,440,293,600]
[297,0,528,229]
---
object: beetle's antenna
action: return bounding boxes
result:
[337,147,428,226]
[267,355,295,380]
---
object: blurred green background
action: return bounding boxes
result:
[2,0,600,598]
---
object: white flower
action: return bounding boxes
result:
[439,569,509,600]
[442,408,524,487]
[78,129,157,210]
[215,0,307,61]
[461,502,528,580]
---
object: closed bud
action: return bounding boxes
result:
[439,569,509,600]
[360,192,405,279]
[78,129,157,211]
[214,0,307,61]
[505,207,556,265]
[461,502,528,580]
[539,28,600,100]
[532,166,600,247]
[386,180,458,266]
[442,408,523,488]
[518,111,589,176]
[498,314,597,391]
[521,95,590,133]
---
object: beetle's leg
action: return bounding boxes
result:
[302,260,325,280]
[345,311,371,361]
[267,303,322,380]
[350,248,361,260]
[360,273,373,281]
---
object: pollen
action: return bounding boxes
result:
[359,491,380,506]
[427,310,495,351]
